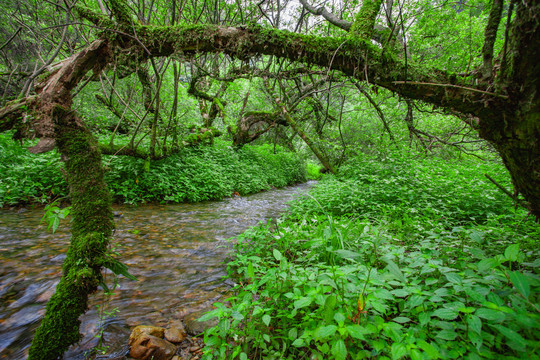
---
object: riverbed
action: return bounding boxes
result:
[0,182,313,359]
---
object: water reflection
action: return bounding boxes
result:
[0,182,312,359]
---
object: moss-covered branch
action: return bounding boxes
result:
[350,0,384,40]
[482,0,504,80]
[118,23,508,120]
[28,106,114,360]
[73,3,508,120]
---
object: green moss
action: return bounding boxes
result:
[28,107,114,360]
[108,0,134,25]
[74,5,115,28]
[350,0,384,40]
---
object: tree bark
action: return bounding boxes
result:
[28,107,114,360]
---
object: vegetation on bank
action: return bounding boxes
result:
[201,152,540,360]
[0,133,306,207]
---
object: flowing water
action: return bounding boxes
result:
[0,182,313,359]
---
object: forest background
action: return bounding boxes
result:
[0,0,539,359]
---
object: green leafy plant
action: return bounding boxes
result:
[200,152,539,360]
[41,199,71,233]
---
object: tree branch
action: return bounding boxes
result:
[481,0,504,80]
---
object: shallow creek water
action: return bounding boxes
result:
[0,182,313,359]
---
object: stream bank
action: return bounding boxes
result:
[0,182,314,359]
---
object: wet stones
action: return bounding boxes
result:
[184,309,218,335]
[128,323,187,360]
[164,322,187,343]
[129,325,165,344]
[129,333,176,360]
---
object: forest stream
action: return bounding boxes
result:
[0,182,313,359]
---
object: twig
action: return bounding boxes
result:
[484,173,529,210]
[0,27,22,52]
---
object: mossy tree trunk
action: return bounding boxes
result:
[0,39,116,359]
[28,107,115,360]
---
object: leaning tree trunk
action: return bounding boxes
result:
[479,0,540,219]
[0,39,117,359]
[28,107,115,359]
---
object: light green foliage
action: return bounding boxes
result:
[104,143,305,203]
[0,133,306,206]
[291,152,518,227]
[201,152,539,360]
[0,132,65,206]
[306,162,324,180]
[408,0,508,73]
[41,199,71,233]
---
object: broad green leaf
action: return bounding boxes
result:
[406,295,425,308]
[391,289,410,297]
[334,312,346,325]
[247,262,255,279]
[478,258,498,272]
[468,330,483,350]
[198,309,219,321]
[508,271,530,298]
[432,308,459,320]
[467,315,482,335]
[436,329,457,340]
[417,340,440,359]
[292,338,305,347]
[444,272,462,284]
[323,295,337,323]
[288,328,298,340]
[204,336,221,347]
[331,339,347,360]
[469,230,484,244]
[391,342,408,359]
[294,297,312,309]
[262,314,271,326]
[515,312,540,329]
[314,325,337,340]
[393,317,412,323]
[335,249,362,260]
[493,325,527,352]
[476,308,505,322]
[386,260,406,283]
[218,319,230,335]
[419,312,431,326]
[374,288,394,300]
[410,349,423,360]
[231,310,244,321]
[273,249,282,261]
[504,244,520,262]
[346,324,371,340]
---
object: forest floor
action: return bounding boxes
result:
[199,152,540,360]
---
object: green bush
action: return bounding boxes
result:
[203,217,540,360]
[0,133,306,206]
[0,133,66,206]
[201,152,540,360]
[290,154,516,227]
[306,161,324,180]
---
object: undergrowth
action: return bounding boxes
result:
[0,133,306,206]
[201,153,540,360]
